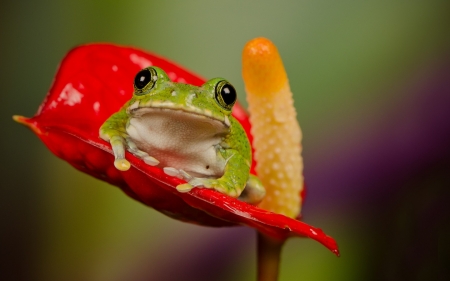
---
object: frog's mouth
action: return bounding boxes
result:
[128,101,231,130]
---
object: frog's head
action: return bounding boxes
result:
[127,66,237,130]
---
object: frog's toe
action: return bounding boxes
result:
[176,183,194,193]
[188,178,239,197]
[189,178,212,188]
[163,167,183,179]
[131,150,159,166]
[126,138,159,166]
[178,169,193,181]
[142,155,159,166]
[114,159,131,171]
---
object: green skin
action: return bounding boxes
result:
[99,67,265,204]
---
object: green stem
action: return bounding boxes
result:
[257,232,285,281]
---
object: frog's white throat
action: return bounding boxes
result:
[126,107,229,178]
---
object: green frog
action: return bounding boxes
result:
[99,66,265,204]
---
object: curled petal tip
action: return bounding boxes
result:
[13,115,42,135]
[12,115,28,124]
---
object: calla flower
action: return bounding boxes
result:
[14,44,339,255]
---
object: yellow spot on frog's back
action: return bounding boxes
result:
[152,101,162,107]
[203,109,213,117]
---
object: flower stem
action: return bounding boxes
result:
[257,232,285,281]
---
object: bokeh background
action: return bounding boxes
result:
[1,1,448,280]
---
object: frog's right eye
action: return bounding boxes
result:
[134,67,157,95]
[214,80,237,111]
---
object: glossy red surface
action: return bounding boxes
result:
[17,44,338,255]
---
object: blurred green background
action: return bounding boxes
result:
[1,1,448,280]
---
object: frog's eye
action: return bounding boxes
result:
[215,80,237,110]
[134,67,157,95]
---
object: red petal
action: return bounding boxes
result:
[17,44,338,255]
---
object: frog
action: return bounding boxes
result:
[99,66,265,204]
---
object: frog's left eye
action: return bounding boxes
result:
[215,80,237,110]
[134,67,157,95]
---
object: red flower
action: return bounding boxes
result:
[15,44,339,255]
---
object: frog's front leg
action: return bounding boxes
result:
[101,134,160,171]
[100,129,132,171]
[109,135,131,171]
[176,149,249,198]
[100,110,129,170]
[100,110,159,171]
